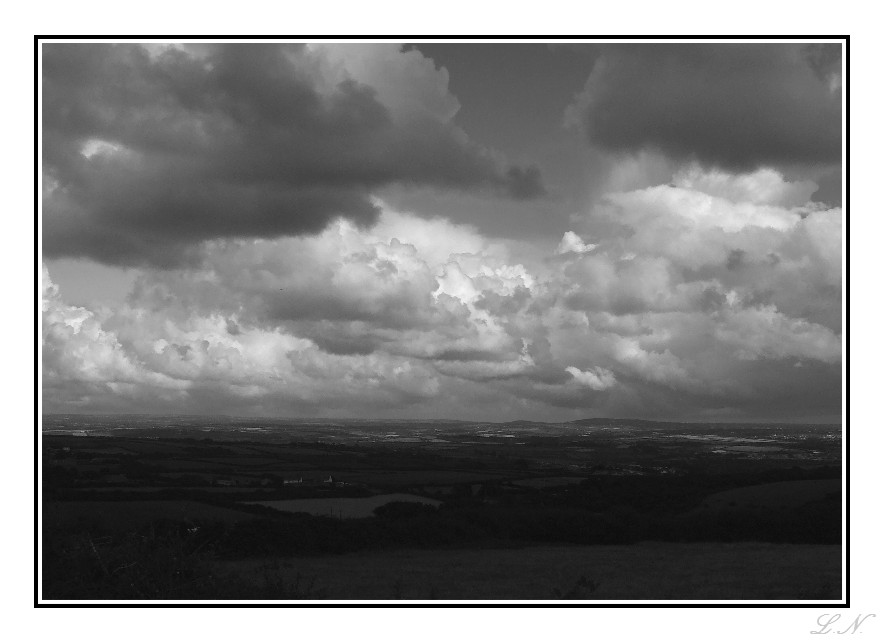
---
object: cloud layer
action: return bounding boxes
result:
[42,167,842,421]
[43,43,544,267]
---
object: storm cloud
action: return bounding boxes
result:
[42,43,545,266]
[567,44,842,171]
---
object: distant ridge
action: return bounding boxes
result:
[569,417,669,427]
[41,413,840,428]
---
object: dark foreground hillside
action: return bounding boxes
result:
[219,542,841,600]
[42,519,840,600]
[41,425,842,601]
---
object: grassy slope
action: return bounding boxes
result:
[217,541,841,600]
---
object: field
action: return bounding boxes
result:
[41,416,843,601]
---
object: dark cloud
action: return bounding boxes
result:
[504,166,546,198]
[568,44,841,170]
[309,331,379,356]
[42,43,545,266]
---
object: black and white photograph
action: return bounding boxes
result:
[37,37,846,607]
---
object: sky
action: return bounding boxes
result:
[40,41,844,422]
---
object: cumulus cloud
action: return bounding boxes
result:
[672,166,819,208]
[42,266,189,410]
[42,259,445,416]
[548,167,841,411]
[42,43,545,267]
[556,231,597,255]
[567,44,841,171]
[574,167,843,331]
[566,366,616,390]
[42,165,842,420]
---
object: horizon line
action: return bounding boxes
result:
[39,412,843,426]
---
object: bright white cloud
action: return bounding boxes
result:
[566,366,616,390]
[673,165,819,207]
[556,231,597,255]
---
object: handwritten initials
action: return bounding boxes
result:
[811,614,876,634]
